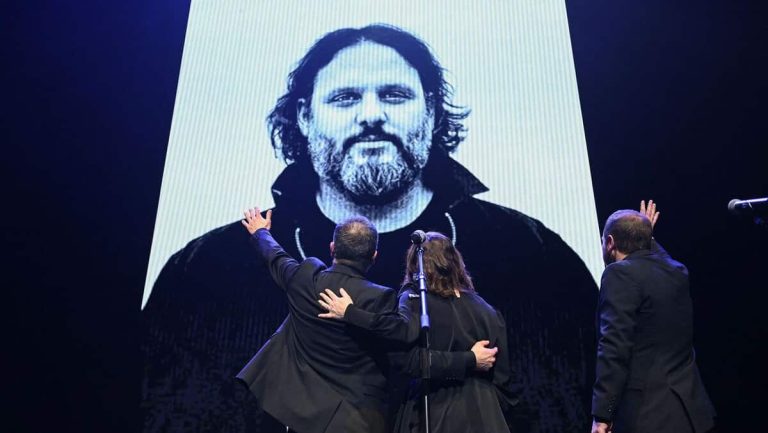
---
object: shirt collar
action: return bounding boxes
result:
[327,262,367,279]
[625,248,652,260]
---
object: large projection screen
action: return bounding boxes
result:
[141,2,605,432]
[143,0,602,308]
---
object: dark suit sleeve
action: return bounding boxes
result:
[343,289,420,344]
[592,263,643,421]
[393,345,476,381]
[249,228,300,291]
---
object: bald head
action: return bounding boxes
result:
[332,216,378,270]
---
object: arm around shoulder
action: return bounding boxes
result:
[342,287,420,344]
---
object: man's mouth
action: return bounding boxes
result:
[352,133,392,143]
[347,139,399,163]
[353,140,392,149]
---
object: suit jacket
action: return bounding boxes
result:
[236,229,397,433]
[592,241,715,433]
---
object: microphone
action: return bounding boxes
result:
[728,197,768,217]
[410,230,427,244]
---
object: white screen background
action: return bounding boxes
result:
[143,0,602,308]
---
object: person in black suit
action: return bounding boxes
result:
[236,208,496,433]
[591,201,716,433]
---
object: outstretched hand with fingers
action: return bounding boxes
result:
[242,207,272,234]
[640,200,660,229]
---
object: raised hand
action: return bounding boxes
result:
[470,340,498,371]
[640,199,660,229]
[241,207,272,234]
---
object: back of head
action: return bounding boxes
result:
[603,210,653,254]
[403,232,475,297]
[333,216,378,270]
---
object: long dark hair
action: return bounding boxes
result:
[403,232,475,298]
[267,23,469,164]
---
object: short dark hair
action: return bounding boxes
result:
[267,23,469,164]
[403,232,475,298]
[603,210,652,254]
[332,216,378,269]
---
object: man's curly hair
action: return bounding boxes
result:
[267,24,469,164]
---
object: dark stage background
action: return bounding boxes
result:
[5,1,766,432]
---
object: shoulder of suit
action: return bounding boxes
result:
[368,282,396,294]
[301,256,328,271]
[606,258,634,271]
[601,260,645,292]
[602,259,635,280]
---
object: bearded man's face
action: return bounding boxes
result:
[298,41,434,204]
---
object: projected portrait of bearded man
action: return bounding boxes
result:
[142,24,598,433]
[299,42,433,206]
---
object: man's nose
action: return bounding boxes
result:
[355,94,387,126]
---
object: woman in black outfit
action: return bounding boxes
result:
[391,232,519,433]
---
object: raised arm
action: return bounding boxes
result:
[243,207,301,291]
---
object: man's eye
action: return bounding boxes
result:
[329,93,360,105]
[380,91,410,103]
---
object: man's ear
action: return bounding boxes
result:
[371,250,378,263]
[605,235,615,252]
[329,241,335,258]
[297,98,311,137]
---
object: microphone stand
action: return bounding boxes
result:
[414,243,431,433]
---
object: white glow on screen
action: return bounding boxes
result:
[143,0,602,308]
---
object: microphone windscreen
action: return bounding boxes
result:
[410,230,426,244]
[728,199,740,213]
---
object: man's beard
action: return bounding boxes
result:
[307,122,431,205]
